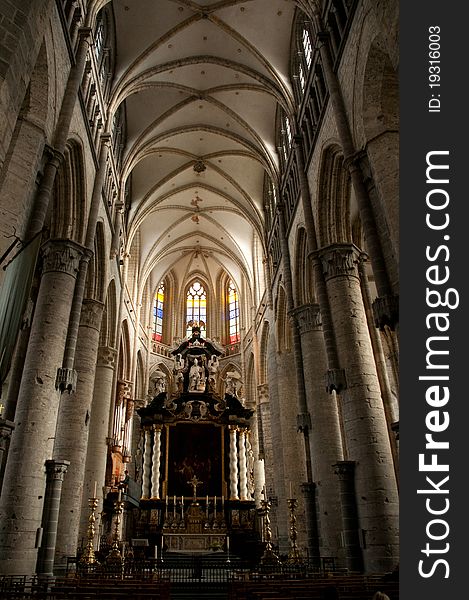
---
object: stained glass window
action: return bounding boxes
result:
[152,282,164,342]
[228,280,240,344]
[186,281,206,337]
[302,28,313,68]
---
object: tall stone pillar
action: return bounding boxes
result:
[334,461,363,572]
[318,244,399,572]
[78,345,117,545]
[0,418,14,492]
[0,238,83,575]
[36,460,70,576]
[292,303,344,562]
[53,298,104,568]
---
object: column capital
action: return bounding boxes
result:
[0,419,15,450]
[80,299,105,331]
[325,368,347,394]
[41,239,84,277]
[97,346,117,368]
[228,424,239,432]
[290,303,322,334]
[116,379,133,402]
[296,412,312,433]
[257,383,269,403]
[333,460,356,480]
[153,423,163,432]
[372,293,399,331]
[316,243,362,281]
[45,459,70,481]
[55,367,77,393]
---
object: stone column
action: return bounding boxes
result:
[141,428,152,499]
[318,244,399,572]
[36,460,70,576]
[0,418,14,492]
[292,303,344,562]
[53,298,104,568]
[228,426,239,500]
[78,345,116,546]
[151,425,162,499]
[0,239,83,575]
[334,461,363,572]
[238,428,248,501]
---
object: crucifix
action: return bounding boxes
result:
[187,475,203,503]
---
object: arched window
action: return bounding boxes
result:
[302,28,313,68]
[186,280,206,337]
[94,14,105,59]
[278,111,293,166]
[152,282,164,342]
[227,280,240,344]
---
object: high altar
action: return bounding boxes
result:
[132,327,259,557]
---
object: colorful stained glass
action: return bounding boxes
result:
[186,280,207,337]
[228,280,240,344]
[152,282,164,341]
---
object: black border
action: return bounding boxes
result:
[400,2,467,595]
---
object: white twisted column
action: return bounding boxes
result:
[238,427,248,501]
[151,425,162,499]
[229,425,239,500]
[245,429,255,500]
[141,428,152,499]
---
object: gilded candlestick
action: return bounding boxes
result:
[79,496,100,568]
[287,497,303,563]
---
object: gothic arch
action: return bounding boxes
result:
[316,145,353,248]
[135,350,146,402]
[275,285,290,353]
[179,274,213,339]
[246,352,256,406]
[84,221,107,302]
[49,140,87,244]
[118,319,132,382]
[293,227,314,305]
[258,320,270,385]
[100,279,118,349]
[361,37,399,285]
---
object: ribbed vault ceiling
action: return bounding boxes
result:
[111,0,297,297]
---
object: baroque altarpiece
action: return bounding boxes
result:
[126,328,259,558]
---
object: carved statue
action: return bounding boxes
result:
[173,353,185,392]
[207,354,220,389]
[152,369,167,395]
[188,358,205,392]
[224,370,242,397]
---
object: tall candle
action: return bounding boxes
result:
[222,495,224,508]
[154,545,158,559]
[289,481,292,498]
[118,488,122,502]
[214,496,217,517]
[226,536,230,551]
[93,481,97,498]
